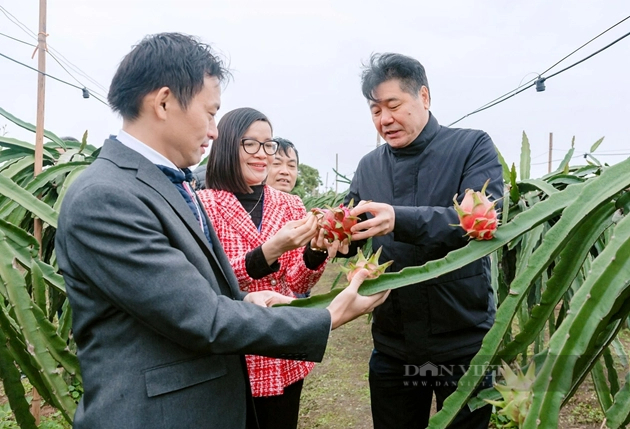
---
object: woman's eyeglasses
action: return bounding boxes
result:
[240,138,279,155]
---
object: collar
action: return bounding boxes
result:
[155,165,194,184]
[115,129,178,170]
[388,112,441,158]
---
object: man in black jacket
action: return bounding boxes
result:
[345,53,504,428]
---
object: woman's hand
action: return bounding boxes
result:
[310,228,349,259]
[261,213,319,265]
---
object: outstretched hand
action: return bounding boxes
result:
[349,201,395,241]
[244,290,294,307]
[310,228,350,259]
[327,268,390,329]
[261,213,319,265]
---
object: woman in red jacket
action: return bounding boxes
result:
[198,107,330,429]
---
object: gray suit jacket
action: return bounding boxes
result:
[55,139,331,429]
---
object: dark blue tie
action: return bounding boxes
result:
[156,165,213,247]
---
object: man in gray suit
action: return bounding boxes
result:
[55,33,387,429]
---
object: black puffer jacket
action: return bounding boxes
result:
[345,113,504,364]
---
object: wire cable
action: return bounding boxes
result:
[0,51,109,106]
[0,31,36,47]
[0,5,109,93]
[530,152,630,166]
[1,31,109,99]
[47,51,109,99]
[456,15,630,121]
[448,16,630,127]
[0,6,37,39]
[544,30,630,81]
[538,15,630,78]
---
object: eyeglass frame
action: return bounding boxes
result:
[240,138,279,155]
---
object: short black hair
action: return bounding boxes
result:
[206,108,272,194]
[361,53,430,102]
[274,137,299,165]
[108,32,229,120]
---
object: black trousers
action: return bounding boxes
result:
[369,350,493,429]
[250,378,304,429]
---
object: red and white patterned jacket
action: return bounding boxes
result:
[198,185,327,396]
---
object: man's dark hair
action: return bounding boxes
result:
[274,137,299,165]
[206,107,272,194]
[361,53,430,102]
[60,136,80,142]
[108,32,229,120]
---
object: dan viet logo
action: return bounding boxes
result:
[402,361,496,388]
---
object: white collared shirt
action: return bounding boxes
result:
[115,129,178,170]
[115,129,206,232]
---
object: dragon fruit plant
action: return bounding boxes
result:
[342,247,393,283]
[485,361,536,428]
[453,179,499,240]
[311,201,359,242]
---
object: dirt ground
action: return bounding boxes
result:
[298,263,609,429]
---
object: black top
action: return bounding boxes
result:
[343,113,504,363]
[236,185,327,280]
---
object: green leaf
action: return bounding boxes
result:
[0,106,65,147]
[0,155,35,179]
[498,202,615,360]
[547,174,584,187]
[494,145,511,185]
[0,161,88,220]
[0,136,57,160]
[57,300,72,341]
[292,180,588,310]
[31,260,48,316]
[606,371,630,428]
[509,163,519,204]
[590,136,605,153]
[34,260,66,295]
[604,346,620,397]
[611,336,629,369]
[592,359,613,411]
[557,144,575,174]
[429,157,630,428]
[517,179,558,196]
[524,213,630,427]
[0,231,76,421]
[0,294,56,413]
[468,387,502,411]
[0,174,58,228]
[79,130,88,153]
[53,165,87,212]
[280,288,343,309]
[519,131,531,180]
[0,218,39,261]
[45,138,98,156]
[0,327,38,429]
[585,153,602,167]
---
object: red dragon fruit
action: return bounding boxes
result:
[311,202,359,242]
[453,179,498,240]
[342,247,393,283]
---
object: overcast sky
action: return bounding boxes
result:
[1,1,629,190]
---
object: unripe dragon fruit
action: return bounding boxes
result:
[342,247,393,283]
[484,361,535,428]
[453,179,498,240]
[311,202,359,242]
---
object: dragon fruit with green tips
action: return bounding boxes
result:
[484,361,535,428]
[452,179,499,240]
[342,247,393,283]
[311,201,359,242]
